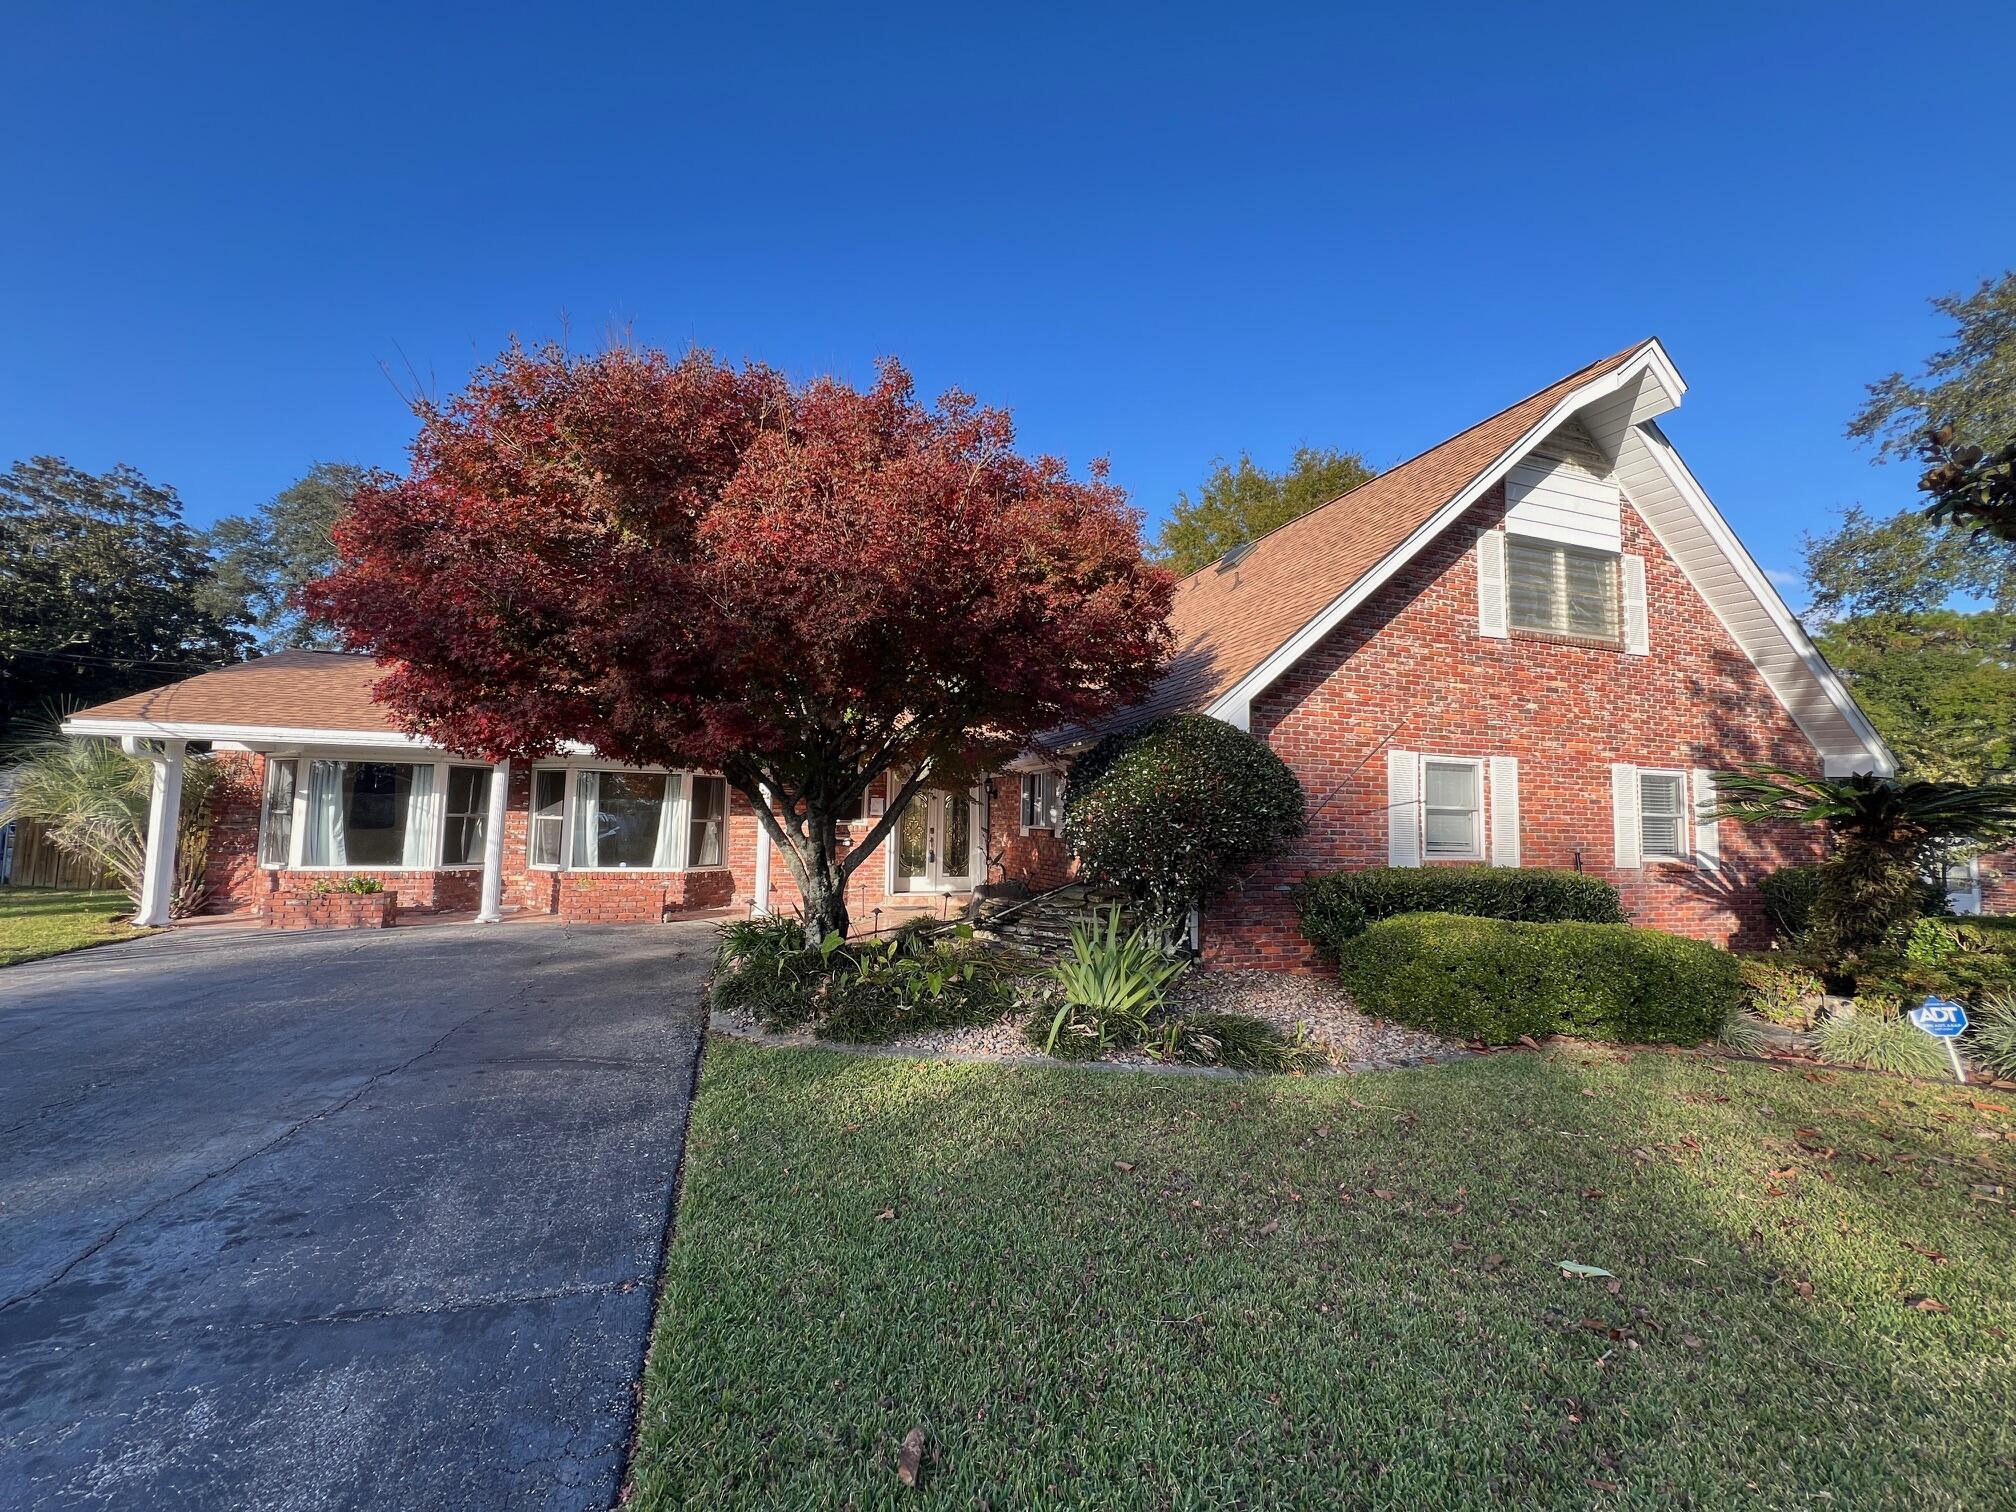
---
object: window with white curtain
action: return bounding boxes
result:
[302,760,435,867]
[688,776,728,867]
[259,759,296,867]
[1020,771,1062,830]
[440,766,492,867]
[530,769,565,868]
[568,770,685,870]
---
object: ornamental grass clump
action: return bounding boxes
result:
[1814,998,1946,1077]
[1032,907,1187,1058]
[1967,992,2016,1082]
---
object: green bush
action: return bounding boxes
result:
[1296,865,1626,961]
[1815,1000,1946,1077]
[1758,864,1826,942]
[1063,713,1304,941]
[1736,955,1824,1028]
[1332,912,1739,1045]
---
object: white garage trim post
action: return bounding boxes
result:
[134,738,186,928]
[476,759,511,923]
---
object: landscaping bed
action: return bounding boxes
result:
[630,1038,2016,1508]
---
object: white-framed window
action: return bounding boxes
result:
[1506,535,1621,642]
[1636,769,1688,861]
[689,776,728,867]
[529,768,566,869]
[299,758,437,868]
[1421,758,1483,859]
[527,763,730,872]
[258,758,297,868]
[440,765,492,868]
[1020,771,1063,832]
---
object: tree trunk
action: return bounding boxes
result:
[797,860,850,949]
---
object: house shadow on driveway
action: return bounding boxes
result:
[0,919,714,1511]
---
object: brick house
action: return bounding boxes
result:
[67,339,1893,959]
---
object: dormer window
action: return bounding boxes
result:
[1506,536,1620,643]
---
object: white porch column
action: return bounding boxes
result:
[750,784,773,916]
[134,739,186,928]
[476,758,511,923]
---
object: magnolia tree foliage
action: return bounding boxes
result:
[1062,712,1305,943]
[305,343,1175,943]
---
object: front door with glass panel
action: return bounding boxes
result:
[893,789,978,892]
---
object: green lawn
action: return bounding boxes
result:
[631,1038,2016,1509]
[0,886,144,967]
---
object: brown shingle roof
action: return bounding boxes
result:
[1127,340,1653,726]
[70,650,396,732]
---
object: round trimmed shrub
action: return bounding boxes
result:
[1296,865,1626,963]
[1332,912,1740,1045]
[1062,712,1304,941]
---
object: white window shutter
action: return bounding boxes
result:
[1489,756,1520,867]
[1691,768,1720,870]
[1387,748,1421,867]
[1622,554,1649,655]
[1477,529,1509,638]
[1611,763,1641,867]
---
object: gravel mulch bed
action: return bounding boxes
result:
[709,960,1465,1073]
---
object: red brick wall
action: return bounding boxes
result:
[200,751,266,910]
[988,783,1077,892]
[1979,850,2016,915]
[1201,486,1826,969]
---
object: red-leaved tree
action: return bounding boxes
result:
[306,342,1174,943]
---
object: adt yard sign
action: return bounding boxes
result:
[1911,995,1971,1082]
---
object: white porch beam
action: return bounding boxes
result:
[750,784,773,916]
[135,739,186,928]
[476,759,511,923]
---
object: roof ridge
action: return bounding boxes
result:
[1171,338,1654,589]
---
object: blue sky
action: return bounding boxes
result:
[4,2,2011,604]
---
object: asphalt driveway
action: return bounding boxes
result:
[0,919,713,1511]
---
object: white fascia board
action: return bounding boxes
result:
[62,716,436,749]
[1634,421,1896,777]
[1206,341,1682,729]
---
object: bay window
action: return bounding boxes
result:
[570,770,683,869]
[1507,536,1621,642]
[530,769,566,868]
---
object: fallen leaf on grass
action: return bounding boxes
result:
[876,1208,897,1221]
[897,1427,926,1487]
[1902,1242,1948,1262]
[1557,1261,1614,1279]
[1371,1189,1398,1201]
[1482,1254,1505,1273]
[1904,1295,1950,1313]
[1113,1160,1135,1173]
[1257,1219,1281,1237]
[1519,1035,1542,1050]
[1682,1335,1703,1350]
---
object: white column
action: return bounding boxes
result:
[750,784,772,916]
[476,759,511,923]
[135,739,186,928]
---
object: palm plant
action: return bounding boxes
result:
[1711,767,2016,954]
[0,725,219,918]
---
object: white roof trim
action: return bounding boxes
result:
[1630,421,1894,774]
[1207,339,1683,729]
[63,716,434,749]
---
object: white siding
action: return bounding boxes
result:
[1504,454,1622,553]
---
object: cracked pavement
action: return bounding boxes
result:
[0,920,712,1510]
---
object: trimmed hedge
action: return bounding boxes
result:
[1757,864,1826,942]
[1296,865,1626,962]
[1333,912,1740,1045]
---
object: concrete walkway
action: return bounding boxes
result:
[0,920,713,1511]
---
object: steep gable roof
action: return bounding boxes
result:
[1134,342,1651,727]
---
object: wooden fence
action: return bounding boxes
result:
[0,820,122,891]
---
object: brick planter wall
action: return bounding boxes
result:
[261,891,399,930]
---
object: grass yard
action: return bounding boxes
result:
[0,886,143,967]
[631,1038,2016,1509]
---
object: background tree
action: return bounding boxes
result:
[1152,445,1374,576]
[0,457,244,739]
[202,462,366,648]
[1849,272,2016,460]
[307,343,1174,945]
[1812,611,2016,784]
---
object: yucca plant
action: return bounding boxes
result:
[1716,1005,1773,1056]
[1039,907,1187,1056]
[0,725,218,918]
[1712,767,2016,954]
